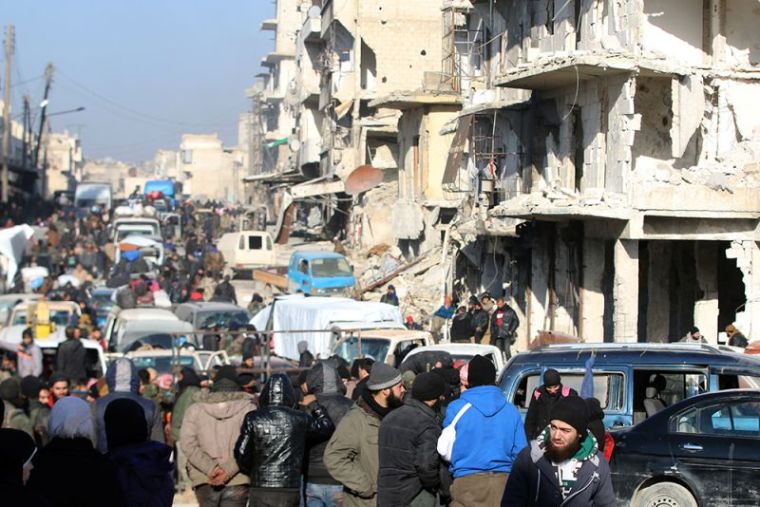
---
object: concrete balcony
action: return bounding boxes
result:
[260,19,277,31]
[299,137,322,166]
[300,15,321,45]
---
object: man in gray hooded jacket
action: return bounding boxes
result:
[93,357,165,453]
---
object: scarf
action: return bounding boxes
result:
[360,389,393,419]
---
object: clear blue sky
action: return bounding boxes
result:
[1,1,273,163]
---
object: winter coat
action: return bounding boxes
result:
[304,363,353,485]
[450,312,474,342]
[524,384,578,440]
[324,397,384,507]
[56,338,87,384]
[469,309,490,340]
[490,305,519,341]
[27,437,126,507]
[212,281,237,304]
[29,399,51,447]
[170,385,200,442]
[235,373,334,489]
[377,398,443,507]
[17,343,43,378]
[94,358,165,453]
[180,389,255,488]
[443,385,527,479]
[501,434,615,507]
[2,401,34,438]
[107,440,174,507]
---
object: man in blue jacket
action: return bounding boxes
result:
[442,355,527,506]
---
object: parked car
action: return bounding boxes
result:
[217,230,276,278]
[498,342,760,429]
[609,389,760,507]
[401,343,507,374]
[331,327,432,368]
[0,293,41,328]
[174,301,251,346]
[103,307,180,352]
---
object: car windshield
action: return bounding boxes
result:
[310,257,353,278]
[130,355,195,375]
[13,309,71,326]
[195,310,250,329]
[116,228,155,241]
[121,332,185,353]
[333,337,389,363]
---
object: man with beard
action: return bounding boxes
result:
[48,373,70,406]
[502,396,615,506]
[324,363,405,507]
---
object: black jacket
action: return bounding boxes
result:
[502,440,615,507]
[490,304,519,340]
[27,437,126,507]
[212,281,237,304]
[303,362,353,485]
[377,398,443,507]
[524,385,578,440]
[107,440,174,507]
[234,373,334,489]
[56,338,88,383]
[450,312,474,342]
[469,309,490,340]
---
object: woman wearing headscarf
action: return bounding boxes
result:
[26,396,125,507]
[0,428,49,506]
[171,367,202,494]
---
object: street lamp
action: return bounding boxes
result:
[47,106,85,117]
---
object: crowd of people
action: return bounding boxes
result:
[2,349,615,507]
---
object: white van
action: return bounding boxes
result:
[74,183,112,213]
[217,230,276,277]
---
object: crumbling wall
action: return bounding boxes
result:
[641,0,705,64]
[724,0,760,68]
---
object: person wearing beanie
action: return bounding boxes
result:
[524,368,578,440]
[584,398,607,454]
[1,378,34,438]
[26,397,125,507]
[0,428,49,506]
[105,399,174,507]
[235,372,334,506]
[502,395,615,506]
[171,367,203,494]
[467,297,490,344]
[380,284,399,306]
[325,363,405,507]
[181,363,255,506]
[20,376,50,447]
[377,372,448,507]
[442,355,527,506]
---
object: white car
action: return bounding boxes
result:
[401,343,508,375]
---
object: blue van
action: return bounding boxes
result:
[287,251,356,297]
[498,343,760,429]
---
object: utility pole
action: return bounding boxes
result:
[1,25,14,204]
[21,95,30,168]
[33,63,54,169]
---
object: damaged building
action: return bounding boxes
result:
[247,0,760,347]
[444,0,760,347]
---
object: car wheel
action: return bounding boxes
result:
[632,482,697,507]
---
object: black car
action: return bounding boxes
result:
[609,389,760,507]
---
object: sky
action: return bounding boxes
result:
[1,1,274,163]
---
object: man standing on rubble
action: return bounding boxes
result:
[490,296,519,358]
[468,297,490,344]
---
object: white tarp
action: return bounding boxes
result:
[250,296,403,360]
[0,225,34,285]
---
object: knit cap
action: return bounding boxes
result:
[412,372,446,402]
[550,395,589,437]
[367,363,402,390]
[467,355,496,387]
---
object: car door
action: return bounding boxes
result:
[667,400,740,504]
[714,397,760,506]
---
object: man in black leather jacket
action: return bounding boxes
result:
[234,373,334,507]
[302,362,354,507]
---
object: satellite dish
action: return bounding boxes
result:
[344,165,384,195]
[289,139,301,152]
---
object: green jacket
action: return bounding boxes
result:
[2,400,34,438]
[171,385,200,441]
[324,398,382,507]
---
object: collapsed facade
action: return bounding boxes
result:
[249,0,760,346]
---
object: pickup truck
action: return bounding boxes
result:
[250,295,431,364]
[254,251,356,297]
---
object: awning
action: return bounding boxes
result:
[441,115,472,184]
[290,177,345,198]
[335,99,354,120]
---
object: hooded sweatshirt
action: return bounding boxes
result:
[93,358,165,453]
[442,385,527,478]
[304,362,353,485]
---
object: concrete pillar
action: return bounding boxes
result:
[646,242,671,342]
[529,234,550,340]
[694,242,719,344]
[581,238,605,342]
[728,241,760,342]
[613,239,639,342]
